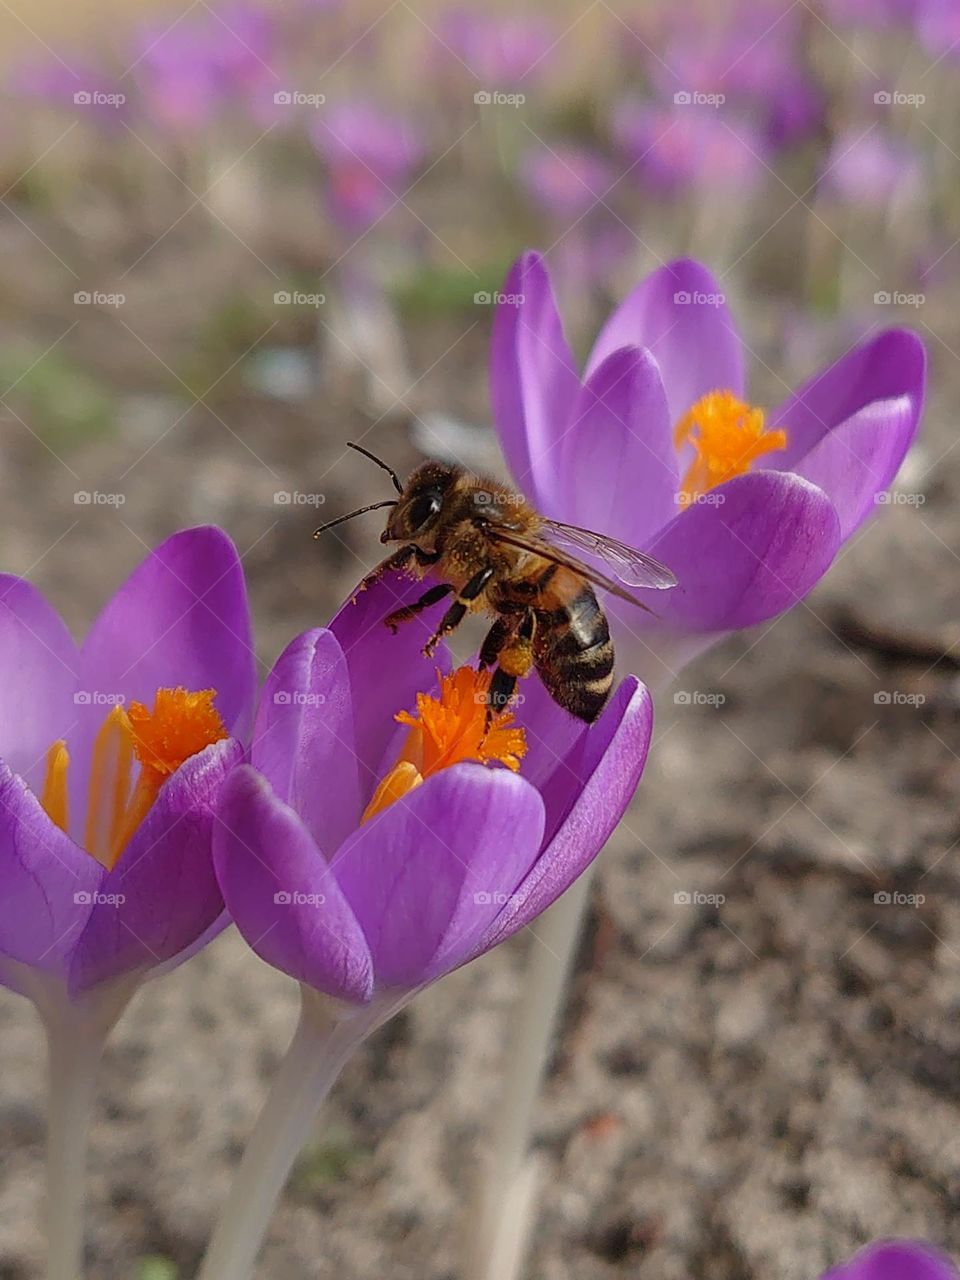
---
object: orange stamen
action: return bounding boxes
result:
[674,389,787,504]
[41,739,70,834]
[361,666,527,823]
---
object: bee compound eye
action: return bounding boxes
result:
[408,492,442,531]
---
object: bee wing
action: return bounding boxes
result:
[538,519,678,591]
[486,526,660,612]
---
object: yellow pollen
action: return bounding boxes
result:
[674,389,787,503]
[39,686,227,870]
[361,666,527,823]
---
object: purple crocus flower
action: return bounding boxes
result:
[521,143,616,220]
[490,252,925,681]
[649,2,823,148]
[0,526,255,1006]
[213,574,651,1004]
[202,574,651,1279]
[823,129,923,206]
[824,1240,958,1280]
[916,0,960,58]
[311,101,426,232]
[437,8,555,86]
[133,2,275,134]
[612,99,768,197]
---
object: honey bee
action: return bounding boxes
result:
[315,443,677,723]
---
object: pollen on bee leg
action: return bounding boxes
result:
[361,666,527,824]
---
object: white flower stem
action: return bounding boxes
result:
[197,987,394,1280]
[43,1014,107,1280]
[33,979,132,1280]
[465,870,596,1280]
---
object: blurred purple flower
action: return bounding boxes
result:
[311,101,426,231]
[438,8,555,85]
[0,527,255,1004]
[133,2,276,133]
[521,143,615,219]
[823,128,923,205]
[915,0,960,59]
[214,581,652,1003]
[490,252,925,678]
[650,3,823,147]
[612,99,768,196]
[823,1240,959,1280]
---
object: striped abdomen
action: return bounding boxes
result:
[533,580,614,723]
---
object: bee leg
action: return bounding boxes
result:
[423,566,493,657]
[383,584,453,634]
[487,611,535,722]
[353,546,439,601]
[478,616,515,669]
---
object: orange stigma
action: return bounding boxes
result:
[674,389,787,504]
[39,687,227,870]
[362,666,527,823]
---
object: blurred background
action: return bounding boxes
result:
[0,1,958,1276]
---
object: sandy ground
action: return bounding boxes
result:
[0,170,957,1280]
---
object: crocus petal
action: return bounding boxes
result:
[68,737,243,995]
[73,526,256,831]
[214,765,374,1004]
[823,1241,959,1280]
[490,251,581,512]
[329,573,450,786]
[771,328,926,470]
[477,678,651,951]
[634,470,841,633]
[585,259,745,424]
[559,346,679,548]
[80,526,256,731]
[794,395,920,540]
[332,765,545,989]
[0,761,101,977]
[0,577,79,791]
[253,629,361,854]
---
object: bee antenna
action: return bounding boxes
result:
[313,500,397,539]
[346,441,403,495]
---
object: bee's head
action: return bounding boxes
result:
[382,462,458,548]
